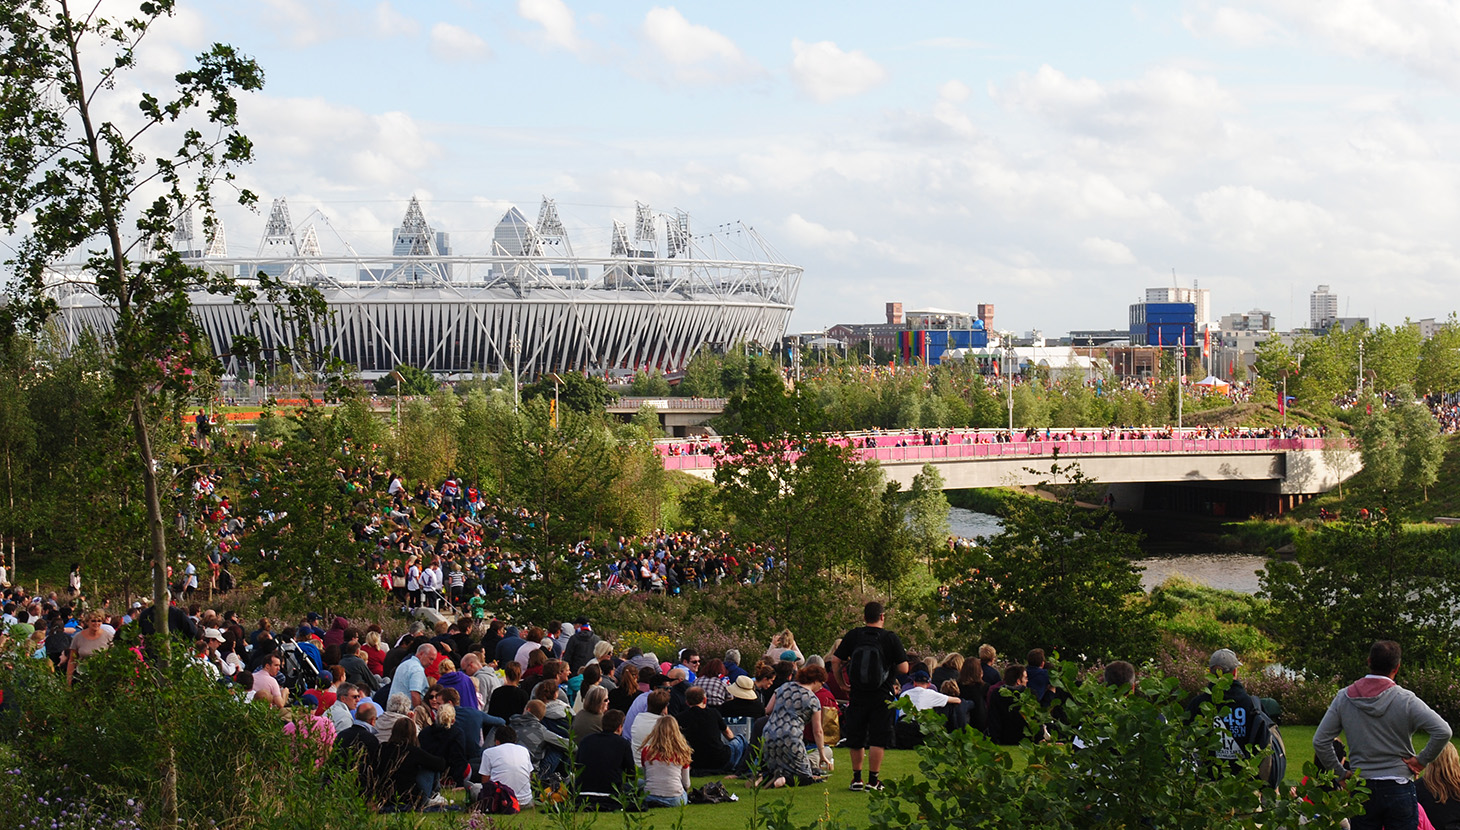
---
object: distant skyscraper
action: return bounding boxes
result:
[1310,285,1339,330]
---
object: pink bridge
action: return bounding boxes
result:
[657,429,1357,506]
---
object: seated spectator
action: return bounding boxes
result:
[676,685,746,773]
[419,703,475,800]
[508,698,570,777]
[630,689,671,769]
[987,665,1029,746]
[573,685,610,741]
[336,703,382,793]
[931,653,963,689]
[533,678,570,736]
[373,719,448,811]
[479,725,534,810]
[375,693,413,742]
[576,709,635,811]
[487,661,529,721]
[691,658,728,707]
[1420,741,1460,830]
[640,716,694,808]
[956,659,989,735]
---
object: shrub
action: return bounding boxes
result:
[1401,665,1460,728]
[0,630,377,829]
[872,662,1362,829]
[611,630,678,661]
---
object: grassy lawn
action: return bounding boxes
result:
[418,727,1455,829]
[450,746,915,830]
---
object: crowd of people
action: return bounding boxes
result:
[7,590,1457,827]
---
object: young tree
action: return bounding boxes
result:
[0,0,323,645]
[246,406,382,613]
[1416,316,1460,395]
[627,368,672,397]
[934,462,1156,662]
[0,12,326,819]
[1398,393,1446,501]
[1355,396,1404,492]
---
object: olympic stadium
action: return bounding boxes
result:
[48,197,801,379]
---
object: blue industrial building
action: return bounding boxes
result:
[899,324,989,364]
[1129,302,1196,347]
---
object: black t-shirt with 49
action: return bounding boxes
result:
[833,626,908,704]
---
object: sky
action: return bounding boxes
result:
[43,0,1460,335]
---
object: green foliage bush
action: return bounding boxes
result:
[1260,514,1460,679]
[872,662,1361,829]
[0,631,376,829]
[1150,577,1278,663]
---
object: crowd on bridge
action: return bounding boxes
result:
[5,588,1458,827]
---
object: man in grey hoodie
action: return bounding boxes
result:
[1313,640,1452,830]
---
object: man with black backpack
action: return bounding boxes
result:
[829,601,908,792]
[1185,649,1274,782]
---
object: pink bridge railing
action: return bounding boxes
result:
[658,433,1340,472]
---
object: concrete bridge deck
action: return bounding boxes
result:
[660,433,1358,498]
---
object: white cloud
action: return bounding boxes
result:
[1183,5,1282,46]
[518,0,583,53]
[237,96,441,194]
[430,22,491,62]
[1080,237,1137,265]
[642,7,756,83]
[372,2,420,39]
[784,213,859,249]
[790,39,887,102]
[939,80,972,103]
[1193,1,1460,89]
[258,0,327,47]
[993,64,1237,146]
[1193,185,1335,252]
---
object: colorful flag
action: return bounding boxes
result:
[1203,328,1211,359]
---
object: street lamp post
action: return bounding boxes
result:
[388,369,404,441]
[999,331,1014,431]
[510,333,521,413]
[1177,345,1184,430]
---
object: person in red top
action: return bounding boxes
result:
[362,630,388,677]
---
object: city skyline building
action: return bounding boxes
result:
[1310,284,1339,330]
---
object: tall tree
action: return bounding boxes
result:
[1416,316,1460,395]
[0,9,316,821]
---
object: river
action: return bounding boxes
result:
[947,507,1269,595]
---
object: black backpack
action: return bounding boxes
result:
[1249,708,1286,788]
[848,635,887,694]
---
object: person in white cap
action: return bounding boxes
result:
[196,627,229,680]
[1184,648,1262,775]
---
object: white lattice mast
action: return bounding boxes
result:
[172,208,195,252]
[535,196,574,258]
[394,196,438,256]
[634,201,656,254]
[298,224,321,256]
[610,220,630,256]
[204,217,227,257]
[259,198,298,256]
[666,209,690,258]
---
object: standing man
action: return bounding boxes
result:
[1314,640,1453,830]
[829,601,909,792]
[1185,648,1262,775]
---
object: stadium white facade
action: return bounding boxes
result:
[48,197,801,378]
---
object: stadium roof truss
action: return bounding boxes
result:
[44,197,802,378]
